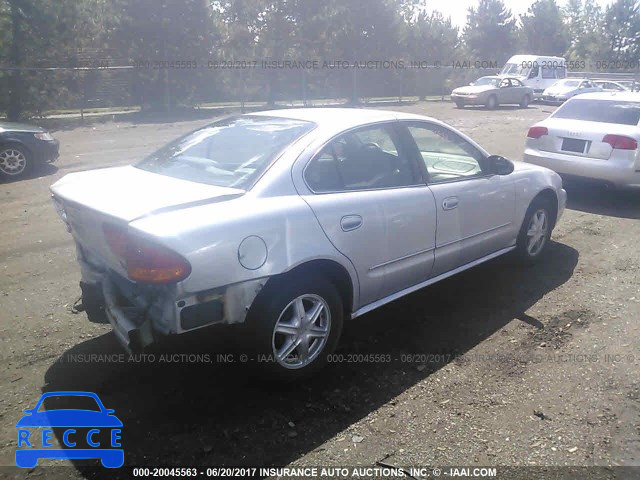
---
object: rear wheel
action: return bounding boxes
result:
[515,197,554,264]
[247,273,343,380]
[520,94,531,108]
[0,143,30,178]
[485,95,498,109]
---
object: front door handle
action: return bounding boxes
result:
[340,215,363,232]
[442,196,459,210]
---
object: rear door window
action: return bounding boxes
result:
[304,124,421,192]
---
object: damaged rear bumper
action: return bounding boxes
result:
[77,251,267,352]
[102,278,153,353]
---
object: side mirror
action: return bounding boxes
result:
[469,82,475,86]
[487,155,514,175]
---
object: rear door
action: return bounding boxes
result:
[299,122,437,306]
[399,121,516,276]
[500,79,519,104]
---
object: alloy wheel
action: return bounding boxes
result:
[0,148,27,176]
[526,209,549,256]
[271,294,331,369]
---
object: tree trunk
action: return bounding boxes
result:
[8,0,25,121]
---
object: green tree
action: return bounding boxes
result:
[603,0,640,63]
[400,8,459,96]
[563,0,609,66]
[2,0,117,119]
[462,0,518,65]
[115,0,214,110]
[519,0,569,56]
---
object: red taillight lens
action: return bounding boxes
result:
[103,223,128,259]
[102,223,191,284]
[527,126,548,139]
[602,134,638,150]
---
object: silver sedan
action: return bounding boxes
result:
[451,76,534,109]
[51,108,566,378]
[524,92,640,189]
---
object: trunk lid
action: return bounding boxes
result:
[534,119,640,160]
[51,166,245,272]
[51,166,245,222]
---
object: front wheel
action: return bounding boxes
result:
[0,144,30,178]
[247,274,343,380]
[515,197,554,264]
[485,95,498,109]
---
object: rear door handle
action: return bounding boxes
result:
[340,215,363,232]
[442,196,459,210]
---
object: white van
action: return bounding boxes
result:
[500,55,566,97]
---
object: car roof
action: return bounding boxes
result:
[506,55,564,63]
[568,91,640,101]
[594,80,627,86]
[249,107,435,129]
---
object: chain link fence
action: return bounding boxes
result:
[2,62,638,118]
[0,63,505,118]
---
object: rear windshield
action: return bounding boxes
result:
[552,99,640,125]
[136,116,315,188]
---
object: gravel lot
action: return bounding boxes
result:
[0,103,638,479]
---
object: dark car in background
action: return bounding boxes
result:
[0,122,59,178]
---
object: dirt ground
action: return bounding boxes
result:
[0,102,638,479]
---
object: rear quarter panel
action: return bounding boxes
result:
[128,193,360,306]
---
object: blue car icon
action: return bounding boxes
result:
[16,391,123,468]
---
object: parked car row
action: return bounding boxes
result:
[451,74,638,108]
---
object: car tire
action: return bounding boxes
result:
[485,95,498,109]
[0,143,31,178]
[454,101,464,108]
[247,273,344,380]
[519,94,531,108]
[515,197,554,264]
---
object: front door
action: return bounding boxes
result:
[400,121,516,276]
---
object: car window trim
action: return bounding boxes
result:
[397,120,494,185]
[301,120,427,194]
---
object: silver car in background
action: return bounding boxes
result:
[593,80,630,92]
[524,92,640,189]
[451,76,534,109]
[51,108,566,379]
[541,78,602,103]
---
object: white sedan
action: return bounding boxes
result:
[524,92,640,189]
[51,108,566,378]
[541,78,602,103]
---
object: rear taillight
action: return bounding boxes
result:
[602,134,638,150]
[103,223,191,284]
[527,126,548,139]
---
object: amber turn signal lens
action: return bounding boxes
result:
[103,223,191,284]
